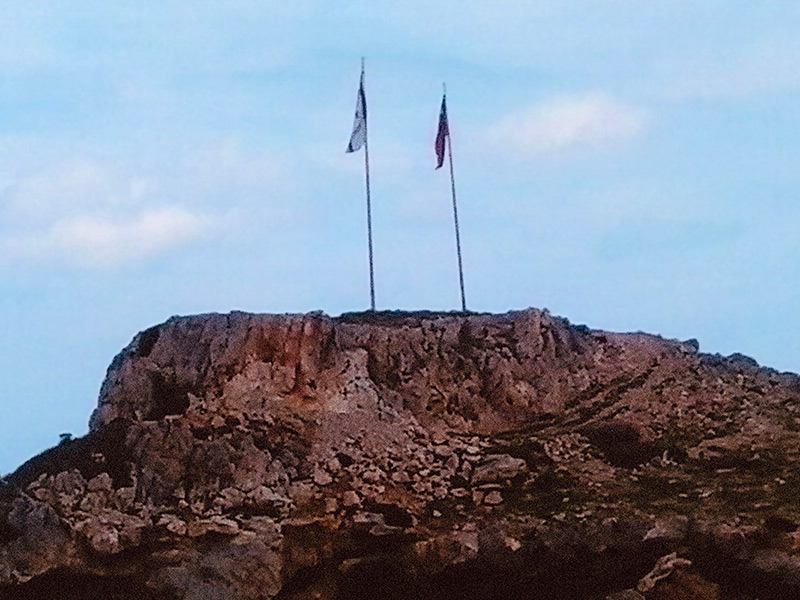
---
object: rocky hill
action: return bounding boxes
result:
[2,309,800,599]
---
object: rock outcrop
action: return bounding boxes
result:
[2,309,800,599]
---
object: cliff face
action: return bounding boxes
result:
[2,309,800,600]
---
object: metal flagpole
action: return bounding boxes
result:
[444,83,467,312]
[363,58,375,311]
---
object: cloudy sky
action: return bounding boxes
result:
[2,2,799,472]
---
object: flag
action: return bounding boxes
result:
[346,65,367,153]
[435,94,449,169]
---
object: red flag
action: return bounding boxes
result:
[435,94,448,169]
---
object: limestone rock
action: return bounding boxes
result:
[643,516,690,542]
[471,454,528,485]
[638,553,693,593]
[187,517,239,538]
[3,309,800,599]
[76,511,146,554]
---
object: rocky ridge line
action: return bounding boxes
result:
[2,309,800,600]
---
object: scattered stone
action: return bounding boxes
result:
[115,487,136,511]
[79,519,120,554]
[644,516,690,542]
[214,487,247,511]
[444,453,460,474]
[157,514,188,536]
[53,470,87,511]
[250,486,291,513]
[87,473,113,492]
[504,537,522,551]
[342,490,361,507]
[79,491,107,513]
[433,486,449,500]
[431,431,448,445]
[76,512,147,555]
[391,470,411,483]
[288,481,315,506]
[472,454,528,485]
[638,553,692,593]
[484,490,503,505]
[362,469,383,483]
[412,480,433,495]
[370,523,405,536]
[313,469,333,486]
[187,516,240,538]
[352,512,385,527]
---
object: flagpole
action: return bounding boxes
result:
[363,58,375,311]
[444,83,467,312]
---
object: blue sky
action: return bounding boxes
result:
[2,2,799,473]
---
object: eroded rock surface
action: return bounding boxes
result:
[2,309,800,599]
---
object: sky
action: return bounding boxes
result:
[2,2,800,473]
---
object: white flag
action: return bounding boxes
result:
[346,65,367,153]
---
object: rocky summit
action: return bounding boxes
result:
[2,309,800,600]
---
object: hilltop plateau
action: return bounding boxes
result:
[2,309,800,599]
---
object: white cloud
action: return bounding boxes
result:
[0,140,299,271]
[2,207,208,269]
[0,158,208,269]
[486,93,648,156]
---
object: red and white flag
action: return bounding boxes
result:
[435,94,449,169]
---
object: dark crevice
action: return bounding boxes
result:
[0,569,161,600]
[364,502,413,528]
[0,505,20,544]
[582,421,655,469]
[319,328,338,368]
[145,373,192,420]
[335,453,355,468]
[684,535,800,600]
[136,326,161,358]
[331,541,662,600]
